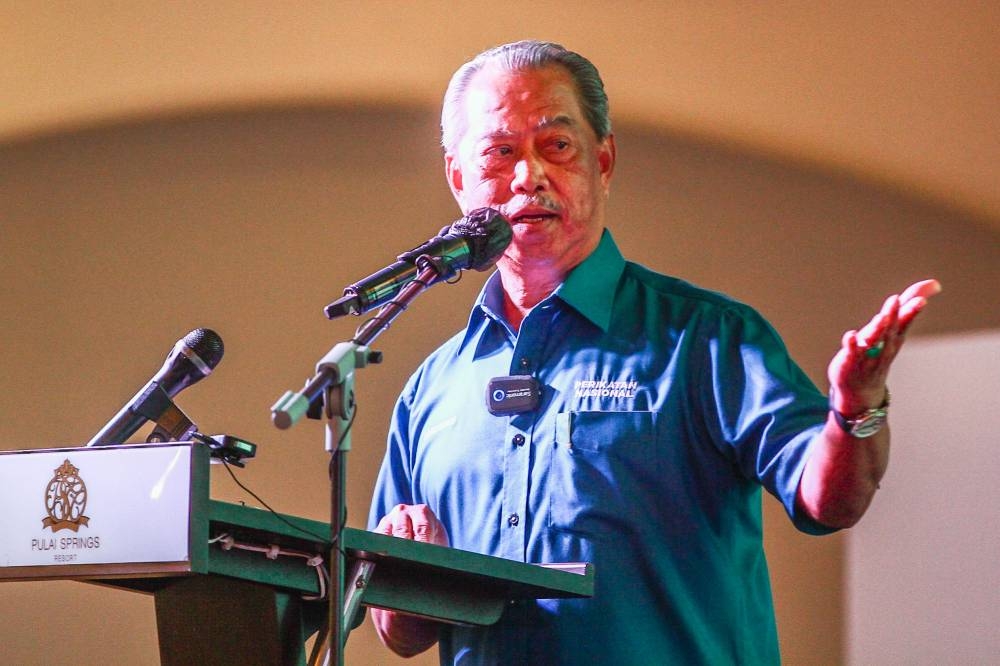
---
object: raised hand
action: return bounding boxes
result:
[827,279,941,414]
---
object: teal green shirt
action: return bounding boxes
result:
[370,230,832,665]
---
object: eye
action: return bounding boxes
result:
[543,137,575,161]
[485,145,513,157]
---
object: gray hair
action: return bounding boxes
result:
[440,40,611,154]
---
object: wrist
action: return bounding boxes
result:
[829,384,888,415]
[829,386,890,439]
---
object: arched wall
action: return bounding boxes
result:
[1,104,996,665]
[4,3,999,223]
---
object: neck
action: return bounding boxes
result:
[494,229,604,332]
[498,265,564,333]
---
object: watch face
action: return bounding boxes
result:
[850,411,887,438]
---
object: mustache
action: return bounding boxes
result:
[505,194,562,215]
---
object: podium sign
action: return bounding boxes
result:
[0,442,208,578]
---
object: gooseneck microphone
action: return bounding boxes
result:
[85,328,225,447]
[323,207,512,319]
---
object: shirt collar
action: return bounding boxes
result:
[554,228,625,333]
[460,228,625,351]
[460,272,508,354]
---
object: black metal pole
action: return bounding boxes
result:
[323,259,446,665]
[328,425,347,666]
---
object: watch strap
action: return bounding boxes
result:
[830,387,890,438]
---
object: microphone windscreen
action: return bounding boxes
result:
[451,208,512,271]
[183,328,225,369]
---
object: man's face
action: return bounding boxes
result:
[446,64,615,276]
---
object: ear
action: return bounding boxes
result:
[597,134,616,193]
[445,153,466,208]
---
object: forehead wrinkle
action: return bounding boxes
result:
[472,115,577,145]
[536,115,576,131]
[458,66,586,148]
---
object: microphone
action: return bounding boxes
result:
[85,328,225,447]
[323,207,511,319]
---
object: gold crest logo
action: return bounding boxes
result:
[41,459,90,532]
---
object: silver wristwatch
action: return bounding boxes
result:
[830,388,890,439]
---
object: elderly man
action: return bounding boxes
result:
[367,40,940,664]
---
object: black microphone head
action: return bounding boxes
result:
[155,328,225,397]
[182,328,225,370]
[86,328,225,447]
[449,208,512,271]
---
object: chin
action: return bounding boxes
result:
[504,245,563,268]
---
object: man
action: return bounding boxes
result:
[368,40,940,664]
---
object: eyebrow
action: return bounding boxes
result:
[474,115,578,144]
[536,115,577,131]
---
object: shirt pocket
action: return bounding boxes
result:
[548,410,661,540]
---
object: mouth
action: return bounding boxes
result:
[509,209,560,224]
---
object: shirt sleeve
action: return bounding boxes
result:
[367,380,417,531]
[701,304,836,535]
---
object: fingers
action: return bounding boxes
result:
[900,279,942,303]
[898,296,928,330]
[830,279,939,412]
[375,504,449,546]
[831,327,891,412]
[836,301,900,380]
[853,295,901,367]
[842,329,857,352]
[857,278,941,347]
[856,294,899,349]
[898,279,941,331]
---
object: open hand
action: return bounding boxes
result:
[828,279,942,413]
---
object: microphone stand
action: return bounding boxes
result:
[271,256,455,666]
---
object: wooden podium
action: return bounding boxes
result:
[0,442,593,665]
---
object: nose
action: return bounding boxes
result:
[511,153,548,195]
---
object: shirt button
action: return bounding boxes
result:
[512,433,525,447]
[507,513,519,527]
[519,357,530,369]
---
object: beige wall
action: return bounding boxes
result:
[4,3,998,224]
[1,5,997,665]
